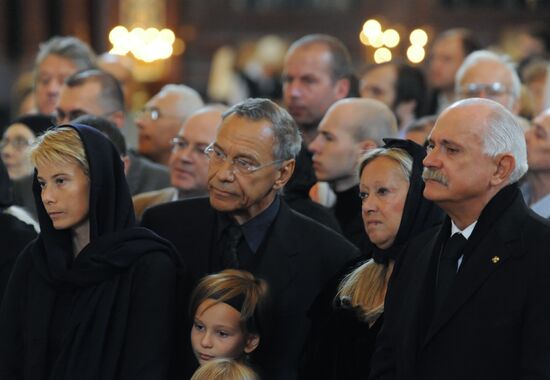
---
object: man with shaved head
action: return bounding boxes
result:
[136,84,204,165]
[133,105,225,220]
[309,98,398,247]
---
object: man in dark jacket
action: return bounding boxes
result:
[142,98,359,380]
[369,98,550,379]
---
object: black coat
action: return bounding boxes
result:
[0,125,182,380]
[142,197,360,380]
[0,213,36,303]
[370,186,550,380]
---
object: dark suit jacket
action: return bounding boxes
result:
[142,197,359,380]
[369,190,550,380]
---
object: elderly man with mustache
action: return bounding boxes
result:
[369,98,550,380]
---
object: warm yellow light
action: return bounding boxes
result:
[109,26,128,45]
[173,38,186,55]
[160,28,176,44]
[370,32,384,48]
[383,29,400,48]
[407,45,426,63]
[362,19,382,38]
[359,31,370,46]
[374,47,392,63]
[410,29,428,47]
[109,25,178,62]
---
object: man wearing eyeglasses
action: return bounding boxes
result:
[132,105,225,220]
[455,50,522,115]
[142,98,359,380]
[135,84,204,166]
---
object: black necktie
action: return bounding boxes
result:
[222,225,243,269]
[435,233,467,310]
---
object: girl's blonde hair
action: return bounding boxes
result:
[190,358,260,380]
[190,269,270,336]
[30,127,89,177]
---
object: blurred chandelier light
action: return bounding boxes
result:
[109,26,175,62]
[108,0,179,63]
[358,18,429,64]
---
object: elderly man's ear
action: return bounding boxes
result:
[490,153,515,186]
[273,159,296,190]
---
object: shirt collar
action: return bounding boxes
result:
[451,220,477,240]
[217,196,281,253]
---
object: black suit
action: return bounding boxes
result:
[370,186,550,380]
[142,197,359,380]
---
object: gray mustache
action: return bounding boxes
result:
[422,168,448,186]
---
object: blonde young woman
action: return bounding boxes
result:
[0,125,182,380]
[301,139,442,379]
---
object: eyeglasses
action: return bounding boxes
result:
[137,107,181,121]
[204,143,283,175]
[0,137,33,150]
[55,108,118,124]
[458,82,511,100]
[170,137,209,156]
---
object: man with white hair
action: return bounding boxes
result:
[455,50,522,114]
[136,84,204,165]
[370,98,550,379]
[522,108,550,218]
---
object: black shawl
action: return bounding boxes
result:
[0,156,14,209]
[0,124,182,380]
[371,138,443,264]
[300,139,443,379]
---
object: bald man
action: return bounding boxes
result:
[308,98,398,248]
[132,105,225,220]
[136,84,204,165]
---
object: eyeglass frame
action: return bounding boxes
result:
[204,143,284,175]
[0,136,34,150]
[170,137,209,156]
[457,82,512,99]
[55,108,119,125]
[137,106,182,122]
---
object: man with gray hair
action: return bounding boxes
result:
[370,98,550,380]
[136,84,204,165]
[142,98,359,380]
[455,50,522,114]
[33,36,97,115]
[308,98,398,248]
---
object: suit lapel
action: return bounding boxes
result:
[254,202,299,298]
[423,200,525,346]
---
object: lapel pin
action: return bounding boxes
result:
[491,256,500,264]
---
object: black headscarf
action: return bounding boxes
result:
[27,124,182,378]
[8,113,54,137]
[370,139,443,264]
[0,159,13,209]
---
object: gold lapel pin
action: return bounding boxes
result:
[491,256,500,264]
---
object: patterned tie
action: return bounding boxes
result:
[222,224,243,269]
[435,233,467,310]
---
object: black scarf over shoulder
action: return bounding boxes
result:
[371,139,443,264]
[0,158,13,209]
[27,124,182,378]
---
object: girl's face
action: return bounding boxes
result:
[191,298,259,366]
[36,159,90,231]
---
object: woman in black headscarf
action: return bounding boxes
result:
[0,124,183,380]
[300,139,443,379]
[0,158,37,302]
